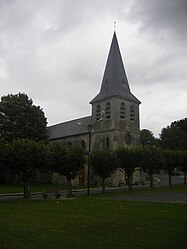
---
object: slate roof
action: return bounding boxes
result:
[47,116,92,140]
[90,32,141,104]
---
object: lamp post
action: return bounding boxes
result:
[77,118,102,195]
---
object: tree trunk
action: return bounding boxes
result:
[184,171,187,184]
[67,179,72,197]
[102,178,105,193]
[128,175,133,191]
[23,181,31,199]
[169,173,172,187]
[149,173,154,189]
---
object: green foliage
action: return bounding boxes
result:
[50,143,86,196]
[91,150,119,193]
[50,143,86,180]
[3,139,50,197]
[160,118,187,150]
[163,150,178,174]
[116,147,140,175]
[0,140,4,169]
[163,150,182,186]
[138,146,164,188]
[91,150,118,180]
[140,129,159,147]
[0,93,48,143]
[140,146,164,174]
[4,139,49,178]
[116,147,139,190]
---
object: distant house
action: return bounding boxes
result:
[47,32,141,186]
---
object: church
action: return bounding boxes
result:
[47,31,141,186]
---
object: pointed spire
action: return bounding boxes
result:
[90,32,140,104]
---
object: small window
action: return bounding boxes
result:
[96,105,101,121]
[130,105,135,121]
[120,102,126,119]
[105,102,111,119]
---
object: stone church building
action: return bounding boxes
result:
[47,32,141,186]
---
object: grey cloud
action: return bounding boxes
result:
[130,0,187,42]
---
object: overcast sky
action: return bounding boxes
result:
[0,0,187,137]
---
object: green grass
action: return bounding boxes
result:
[1,182,187,195]
[0,188,187,249]
[105,183,187,196]
[0,183,88,194]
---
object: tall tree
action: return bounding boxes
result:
[51,143,86,197]
[3,139,50,198]
[160,118,187,150]
[91,150,119,193]
[140,129,159,147]
[0,93,48,143]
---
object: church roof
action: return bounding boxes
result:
[90,32,141,104]
[47,116,92,140]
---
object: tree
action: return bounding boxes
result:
[163,150,178,187]
[140,146,164,188]
[91,150,119,193]
[0,93,48,143]
[3,139,50,198]
[140,129,159,147]
[116,147,139,190]
[160,118,187,150]
[51,143,86,197]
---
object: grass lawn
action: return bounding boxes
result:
[0,181,186,194]
[0,186,187,249]
[0,183,86,194]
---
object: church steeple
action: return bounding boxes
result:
[90,32,140,104]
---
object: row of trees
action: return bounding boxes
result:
[1,139,186,198]
[0,140,86,198]
[92,147,187,193]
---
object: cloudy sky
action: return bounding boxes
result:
[0,0,186,137]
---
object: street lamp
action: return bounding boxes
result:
[77,118,102,195]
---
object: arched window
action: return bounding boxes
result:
[105,102,111,119]
[130,105,135,121]
[106,137,110,149]
[120,102,126,119]
[80,139,86,151]
[96,105,101,121]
